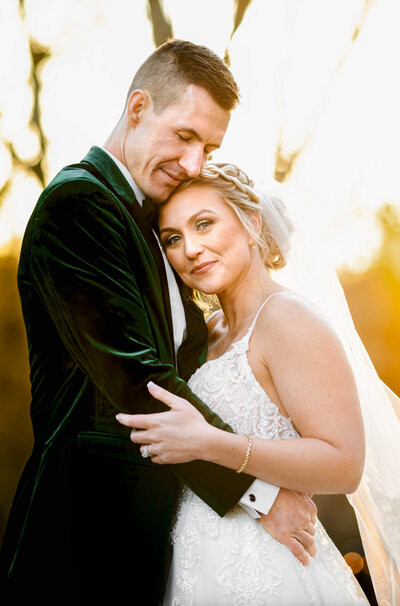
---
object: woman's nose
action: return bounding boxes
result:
[184,235,203,258]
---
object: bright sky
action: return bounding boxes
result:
[1,0,399,271]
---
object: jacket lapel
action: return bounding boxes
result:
[79,146,174,351]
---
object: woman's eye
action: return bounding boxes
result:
[197,219,212,230]
[178,134,190,141]
[164,234,181,247]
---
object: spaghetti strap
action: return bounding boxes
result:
[245,290,313,348]
[207,292,303,357]
[247,292,283,339]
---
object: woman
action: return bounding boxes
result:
[117,163,400,605]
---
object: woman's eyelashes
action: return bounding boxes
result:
[196,219,213,231]
[162,218,215,248]
[164,234,181,248]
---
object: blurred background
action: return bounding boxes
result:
[1,1,400,602]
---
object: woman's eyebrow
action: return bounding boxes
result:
[159,210,218,235]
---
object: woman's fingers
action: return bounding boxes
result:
[115,412,153,428]
[148,381,184,407]
[115,383,204,464]
[147,381,174,405]
[147,382,188,410]
[116,383,198,433]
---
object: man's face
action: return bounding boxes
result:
[124,84,231,203]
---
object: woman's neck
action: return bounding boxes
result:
[216,262,279,337]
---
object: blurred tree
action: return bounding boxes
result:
[0,250,33,540]
[0,0,50,543]
[147,0,174,48]
[341,204,400,396]
[1,1,50,199]
[0,5,396,604]
[273,0,376,183]
[313,204,400,606]
[224,0,253,65]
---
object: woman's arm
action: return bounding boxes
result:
[117,297,366,495]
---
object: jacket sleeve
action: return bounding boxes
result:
[30,179,254,516]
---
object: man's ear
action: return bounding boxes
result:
[126,90,151,127]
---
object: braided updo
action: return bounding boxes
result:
[174,162,291,271]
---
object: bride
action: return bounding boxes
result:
[117,163,400,605]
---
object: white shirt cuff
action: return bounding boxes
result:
[239,480,280,519]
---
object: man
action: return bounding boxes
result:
[0,40,316,605]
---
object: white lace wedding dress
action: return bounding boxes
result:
[163,296,370,605]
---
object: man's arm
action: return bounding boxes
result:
[239,479,279,518]
[30,179,253,514]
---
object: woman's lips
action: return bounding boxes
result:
[191,261,217,275]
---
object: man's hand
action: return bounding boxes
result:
[257,489,317,566]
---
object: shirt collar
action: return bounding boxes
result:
[102,148,145,206]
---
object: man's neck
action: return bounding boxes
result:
[102,147,145,205]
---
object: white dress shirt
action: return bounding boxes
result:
[102,148,279,517]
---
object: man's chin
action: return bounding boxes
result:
[153,183,180,204]
[151,191,169,204]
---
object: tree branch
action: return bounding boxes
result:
[147,0,173,48]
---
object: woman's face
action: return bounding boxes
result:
[158,184,255,294]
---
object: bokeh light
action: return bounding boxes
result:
[1,0,400,275]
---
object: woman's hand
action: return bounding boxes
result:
[116,382,213,464]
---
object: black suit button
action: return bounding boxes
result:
[249,493,256,502]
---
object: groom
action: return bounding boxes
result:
[0,40,316,605]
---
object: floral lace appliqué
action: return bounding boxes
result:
[165,318,369,606]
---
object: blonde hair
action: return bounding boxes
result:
[175,162,291,271]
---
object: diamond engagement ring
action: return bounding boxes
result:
[141,445,150,458]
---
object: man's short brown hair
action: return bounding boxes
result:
[126,39,240,113]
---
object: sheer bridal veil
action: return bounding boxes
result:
[255,179,400,606]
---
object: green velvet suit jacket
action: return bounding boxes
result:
[0,147,254,605]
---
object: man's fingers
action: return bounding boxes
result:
[302,493,317,526]
[303,523,316,537]
[285,537,310,566]
[304,493,317,517]
[294,529,317,559]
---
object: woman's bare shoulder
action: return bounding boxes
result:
[256,291,341,349]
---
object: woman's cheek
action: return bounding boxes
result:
[169,251,187,281]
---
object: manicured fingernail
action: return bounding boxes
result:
[147,381,157,390]
[115,414,121,420]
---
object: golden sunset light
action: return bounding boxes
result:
[1,0,400,271]
[1,4,399,605]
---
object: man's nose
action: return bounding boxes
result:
[179,145,205,178]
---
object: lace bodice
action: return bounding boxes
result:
[165,295,369,605]
[188,296,298,441]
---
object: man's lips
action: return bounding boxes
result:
[191,261,217,275]
[161,168,185,185]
